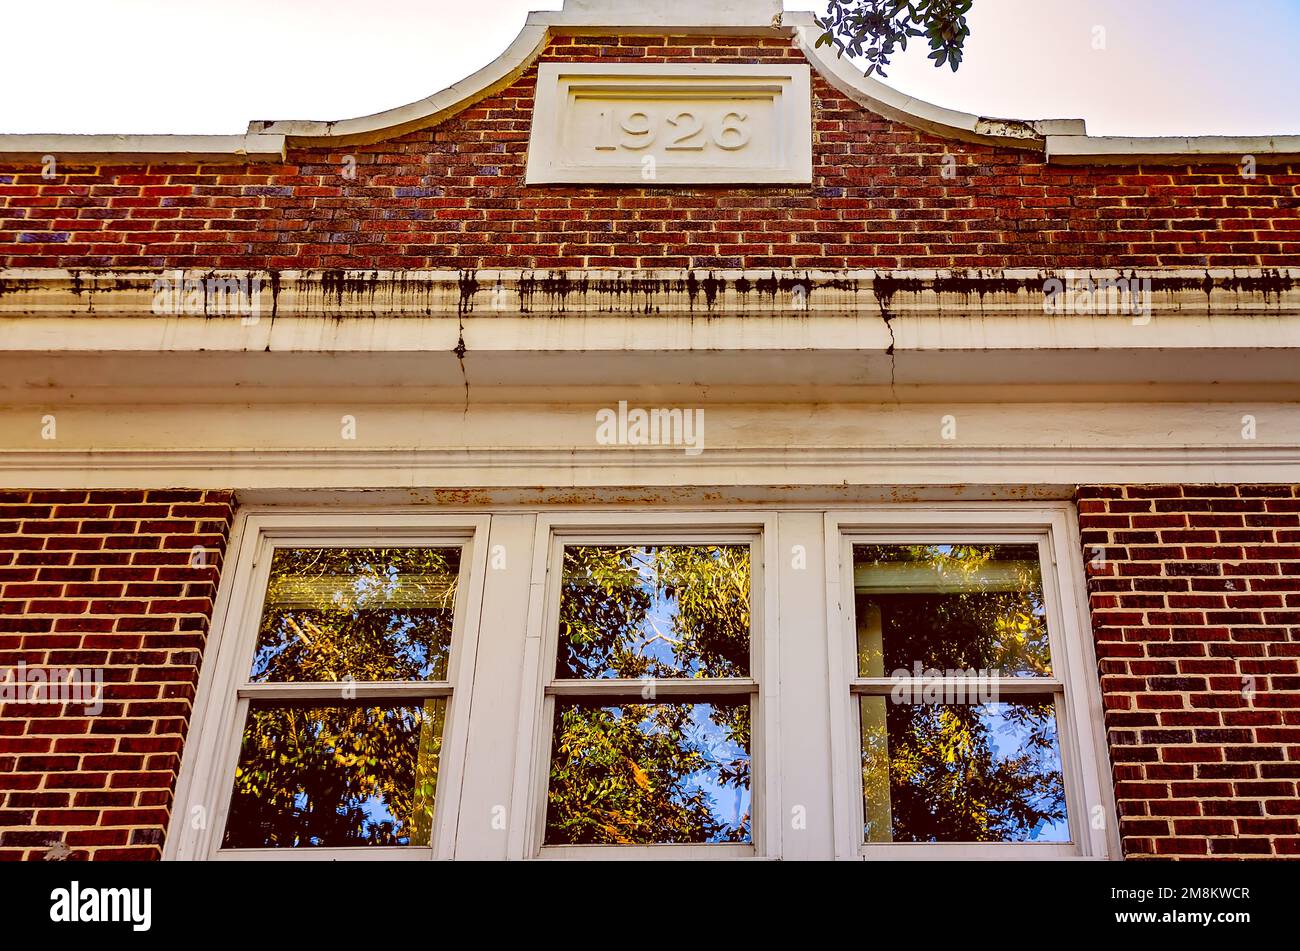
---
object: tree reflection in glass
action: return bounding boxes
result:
[223,700,445,848]
[546,544,752,845]
[250,546,461,683]
[557,544,750,679]
[853,543,1051,678]
[861,698,1067,843]
[546,701,751,845]
[854,543,1067,844]
[223,545,461,850]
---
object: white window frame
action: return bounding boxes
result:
[509,512,781,860]
[824,504,1119,860]
[164,511,490,861]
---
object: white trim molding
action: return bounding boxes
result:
[0,2,1293,165]
[3,266,1298,398]
[0,133,287,164]
[4,267,1296,322]
[1047,134,1300,166]
[2,446,1300,493]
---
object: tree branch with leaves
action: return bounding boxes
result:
[816,0,974,78]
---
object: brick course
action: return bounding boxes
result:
[1078,484,1300,859]
[1,34,1296,271]
[0,490,234,860]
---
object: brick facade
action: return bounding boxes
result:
[1,34,1296,272]
[1078,485,1300,859]
[1,27,1297,861]
[7,486,1297,860]
[0,490,234,860]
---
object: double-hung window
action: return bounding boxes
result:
[829,507,1114,859]
[522,517,774,858]
[170,515,488,860]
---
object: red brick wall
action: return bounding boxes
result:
[0,489,234,860]
[1078,485,1300,859]
[1,34,1296,271]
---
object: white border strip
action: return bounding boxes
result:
[1,445,1298,491]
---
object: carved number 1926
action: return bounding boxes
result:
[595,109,751,152]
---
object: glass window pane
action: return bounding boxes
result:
[544,701,751,845]
[222,700,445,849]
[860,697,1068,844]
[853,543,1051,677]
[250,547,461,683]
[555,544,750,679]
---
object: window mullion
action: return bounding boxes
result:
[238,681,454,701]
[849,677,1063,695]
[546,677,756,700]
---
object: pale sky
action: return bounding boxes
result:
[2,0,1298,137]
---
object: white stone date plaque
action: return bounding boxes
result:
[525,63,812,185]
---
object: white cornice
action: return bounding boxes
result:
[2,267,1297,321]
[6,445,1296,470]
[0,133,288,164]
[3,266,1300,398]
[1047,133,1300,166]
[1,445,1297,491]
[0,4,1292,165]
